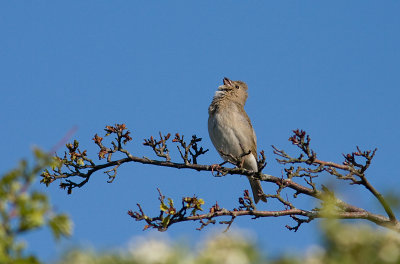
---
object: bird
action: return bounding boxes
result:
[208,77,266,204]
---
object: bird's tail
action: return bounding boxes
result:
[248,177,267,204]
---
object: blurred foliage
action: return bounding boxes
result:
[55,221,400,264]
[321,220,400,264]
[0,148,72,264]
[56,231,263,264]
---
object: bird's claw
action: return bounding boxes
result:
[210,164,226,176]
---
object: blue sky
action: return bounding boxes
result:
[1,1,400,262]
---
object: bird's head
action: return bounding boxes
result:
[216,77,249,105]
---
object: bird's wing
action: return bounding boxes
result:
[234,105,258,159]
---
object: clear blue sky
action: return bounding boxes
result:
[1,1,400,262]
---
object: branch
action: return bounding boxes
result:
[172,133,209,165]
[127,189,400,232]
[41,125,399,232]
[273,129,396,223]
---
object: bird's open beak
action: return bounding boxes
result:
[223,77,233,87]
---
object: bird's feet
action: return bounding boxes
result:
[210,163,228,176]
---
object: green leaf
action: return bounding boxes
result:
[160,202,168,212]
[33,148,46,160]
[48,214,73,240]
[162,215,171,228]
[77,158,84,166]
[168,198,174,207]
[50,157,63,170]
[18,207,45,232]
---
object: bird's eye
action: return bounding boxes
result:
[235,85,239,89]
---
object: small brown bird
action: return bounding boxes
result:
[208,77,266,203]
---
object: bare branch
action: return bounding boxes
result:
[41,124,399,232]
[143,132,171,161]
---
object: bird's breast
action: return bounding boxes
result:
[208,108,246,160]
